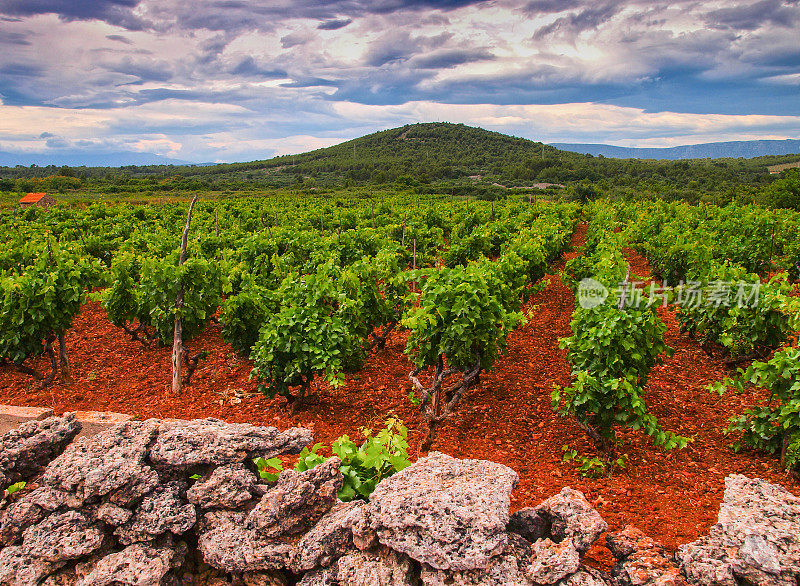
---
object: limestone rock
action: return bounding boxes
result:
[149,419,312,468]
[248,457,342,538]
[105,467,160,509]
[95,502,133,527]
[527,538,582,585]
[336,547,415,586]
[41,569,81,586]
[114,481,196,545]
[0,545,64,585]
[421,532,585,586]
[0,414,82,485]
[187,464,260,509]
[0,486,69,545]
[77,539,186,586]
[676,475,800,586]
[296,568,335,586]
[290,500,362,572]
[511,487,607,556]
[421,533,535,586]
[21,510,106,563]
[558,566,611,586]
[42,420,160,506]
[39,540,118,586]
[356,451,518,571]
[607,525,687,586]
[198,509,246,533]
[197,510,293,572]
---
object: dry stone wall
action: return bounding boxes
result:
[0,414,798,586]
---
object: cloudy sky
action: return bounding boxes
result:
[1,0,799,164]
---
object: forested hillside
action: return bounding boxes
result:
[1,123,797,205]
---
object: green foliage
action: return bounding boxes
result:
[506,229,548,286]
[255,418,411,501]
[250,260,367,403]
[624,201,795,279]
[102,253,226,345]
[101,254,140,328]
[676,265,794,358]
[711,346,800,472]
[403,263,524,373]
[140,256,226,343]
[555,211,688,450]
[0,242,100,370]
[561,445,628,478]
[4,481,26,496]
[253,457,284,482]
[221,276,278,356]
[351,249,410,347]
[762,169,800,211]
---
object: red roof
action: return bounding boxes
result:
[19,192,47,203]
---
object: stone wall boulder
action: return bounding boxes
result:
[0,544,64,585]
[247,457,343,538]
[0,417,316,585]
[20,510,107,565]
[336,547,416,586]
[353,451,519,571]
[290,500,363,573]
[510,487,608,556]
[197,510,294,573]
[148,419,312,468]
[187,464,261,510]
[2,413,799,586]
[0,486,69,546]
[0,414,81,486]
[78,538,187,586]
[114,481,196,545]
[420,532,589,586]
[676,475,800,586]
[298,547,415,586]
[42,419,161,507]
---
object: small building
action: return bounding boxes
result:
[19,192,56,209]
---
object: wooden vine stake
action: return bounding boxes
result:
[172,195,199,395]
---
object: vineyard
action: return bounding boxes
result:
[1,191,799,559]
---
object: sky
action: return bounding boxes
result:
[1,0,799,164]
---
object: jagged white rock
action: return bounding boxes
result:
[354,451,519,571]
[677,475,800,586]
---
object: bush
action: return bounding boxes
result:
[712,346,800,473]
[762,169,800,211]
[249,260,366,407]
[221,277,277,357]
[255,418,411,501]
[404,263,524,447]
[0,242,101,383]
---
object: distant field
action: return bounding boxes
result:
[768,159,800,173]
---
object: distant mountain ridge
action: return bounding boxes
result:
[0,150,193,167]
[551,139,800,160]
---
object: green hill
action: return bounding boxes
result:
[1,122,796,203]
[165,123,793,196]
[183,122,564,183]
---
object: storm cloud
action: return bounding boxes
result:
[0,0,798,163]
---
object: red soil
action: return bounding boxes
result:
[0,223,797,569]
